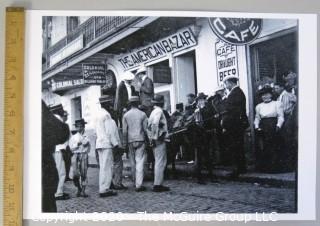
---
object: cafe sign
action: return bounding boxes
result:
[215,40,239,86]
[82,64,107,85]
[118,27,197,70]
[209,18,262,45]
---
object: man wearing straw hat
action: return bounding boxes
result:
[122,96,148,192]
[135,66,154,117]
[95,95,122,197]
[147,94,170,192]
[49,104,71,201]
[221,75,248,178]
[69,118,90,198]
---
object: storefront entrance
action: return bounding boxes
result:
[71,96,82,130]
[248,31,298,170]
[174,51,197,107]
[250,32,298,97]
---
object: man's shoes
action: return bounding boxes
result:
[187,160,195,164]
[99,190,117,198]
[76,190,82,197]
[55,193,70,200]
[153,185,170,192]
[113,184,128,190]
[135,186,146,192]
[81,193,89,198]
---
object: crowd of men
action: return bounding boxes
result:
[42,66,298,212]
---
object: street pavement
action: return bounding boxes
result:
[56,166,296,214]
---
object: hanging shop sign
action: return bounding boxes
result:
[101,70,117,93]
[215,40,239,86]
[118,27,197,70]
[209,18,262,45]
[51,78,85,92]
[50,35,84,67]
[82,64,107,85]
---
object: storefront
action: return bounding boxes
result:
[42,16,298,168]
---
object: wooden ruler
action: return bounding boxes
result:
[3,7,24,226]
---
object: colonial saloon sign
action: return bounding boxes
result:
[209,18,262,45]
[118,27,197,70]
[82,64,107,85]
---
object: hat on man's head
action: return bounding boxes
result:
[99,95,113,104]
[196,92,208,101]
[49,104,64,116]
[151,94,164,104]
[214,85,225,93]
[283,71,297,81]
[74,118,87,127]
[128,96,140,103]
[222,75,239,83]
[122,71,135,81]
[136,66,147,75]
[187,93,196,98]
[176,103,184,111]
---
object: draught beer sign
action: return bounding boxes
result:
[209,18,262,45]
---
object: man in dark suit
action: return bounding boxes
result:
[42,101,70,212]
[114,71,137,127]
[221,76,248,178]
[136,66,154,117]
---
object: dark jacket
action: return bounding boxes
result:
[221,87,248,131]
[140,77,154,108]
[42,101,70,208]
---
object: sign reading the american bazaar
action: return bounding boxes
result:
[215,40,239,86]
[82,64,107,85]
[209,18,262,45]
[118,28,197,70]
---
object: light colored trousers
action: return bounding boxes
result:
[128,141,146,188]
[70,152,88,188]
[153,141,167,186]
[97,148,113,193]
[53,151,66,197]
[113,150,124,186]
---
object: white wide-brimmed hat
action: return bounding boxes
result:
[122,71,135,81]
[222,75,239,83]
[136,66,147,75]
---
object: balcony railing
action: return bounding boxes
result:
[42,16,140,72]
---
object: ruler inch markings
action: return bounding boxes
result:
[4,7,24,226]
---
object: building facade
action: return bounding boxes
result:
[42,16,298,166]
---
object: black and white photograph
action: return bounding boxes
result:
[22,10,317,221]
[40,14,300,214]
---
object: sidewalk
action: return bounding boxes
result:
[89,157,296,188]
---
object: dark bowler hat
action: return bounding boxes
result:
[99,95,114,104]
[151,94,164,104]
[187,93,196,98]
[257,86,273,96]
[74,118,87,127]
[196,92,208,101]
[129,96,140,103]
[176,103,184,111]
[49,104,63,113]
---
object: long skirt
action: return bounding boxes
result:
[256,117,280,173]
